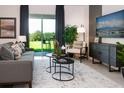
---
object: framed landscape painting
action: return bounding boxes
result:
[0,18,16,38]
[96,10,124,38]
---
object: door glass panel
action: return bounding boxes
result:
[29,19,42,52]
[42,19,55,52]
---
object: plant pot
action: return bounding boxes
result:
[121,67,124,78]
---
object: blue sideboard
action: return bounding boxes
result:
[89,42,121,72]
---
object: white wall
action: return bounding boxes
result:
[102,5,124,15]
[29,5,55,14]
[0,5,20,44]
[65,5,89,43]
[102,5,124,44]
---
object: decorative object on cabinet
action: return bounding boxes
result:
[94,38,99,43]
[98,37,102,43]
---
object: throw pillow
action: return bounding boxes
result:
[0,46,14,60]
[3,42,14,49]
[11,44,22,59]
[17,42,25,53]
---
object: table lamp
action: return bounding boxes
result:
[77,25,86,41]
[17,35,26,42]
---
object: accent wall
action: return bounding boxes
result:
[0,5,20,44]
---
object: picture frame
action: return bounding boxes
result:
[94,37,102,43]
[94,37,99,43]
[96,10,124,38]
[0,17,16,38]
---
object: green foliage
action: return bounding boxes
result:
[116,42,124,65]
[29,41,54,52]
[43,32,55,41]
[30,30,42,41]
[30,31,55,41]
[64,25,78,45]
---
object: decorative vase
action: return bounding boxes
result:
[98,37,102,43]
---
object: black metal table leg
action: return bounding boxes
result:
[72,63,74,75]
[49,57,51,73]
[46,57,52,73]
[68,64,70,71]
[55,62,56,73]
[60,64,61,80]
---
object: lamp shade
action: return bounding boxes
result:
[77,25,85,33]
[17,36,26,42]
[77,25,86,41]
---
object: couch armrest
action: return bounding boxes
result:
[0,60,33,83]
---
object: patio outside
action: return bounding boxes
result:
[29,18,55,52]
[29,31,55,52]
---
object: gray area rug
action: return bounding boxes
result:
[30,57,122,88]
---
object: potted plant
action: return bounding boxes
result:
[116,42,124,77]
[53,39,62,56]
[64,25,78,48]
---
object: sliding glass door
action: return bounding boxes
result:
[42,19,55,52]
[29,15,55,54]
[29,19,42,52]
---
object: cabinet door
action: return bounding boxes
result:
[95,44,101,60]
[110,45,117,67]
[90,43,102,60]
[89,43,94,57]
[99,44,109,64]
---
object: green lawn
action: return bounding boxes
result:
[29,41,54,52]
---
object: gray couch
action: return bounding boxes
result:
[0,42,34,88]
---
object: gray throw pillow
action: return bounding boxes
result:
[0,46,14,60]
[3,42,14,49]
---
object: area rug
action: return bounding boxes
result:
[31,57,122,88]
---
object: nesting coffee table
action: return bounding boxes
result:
[46,53,75,81]
[46,53,55,73]
[52,57,74,81]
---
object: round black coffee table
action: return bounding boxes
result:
[52,57,74,81]
[46,53,69,73]
[46,53,56,73]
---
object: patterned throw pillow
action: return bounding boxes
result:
[11,44,22,59]
[17,42,25,53]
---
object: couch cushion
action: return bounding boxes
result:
[73,41,83,49]
[18,51,34,61]
[0,46,14,60]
